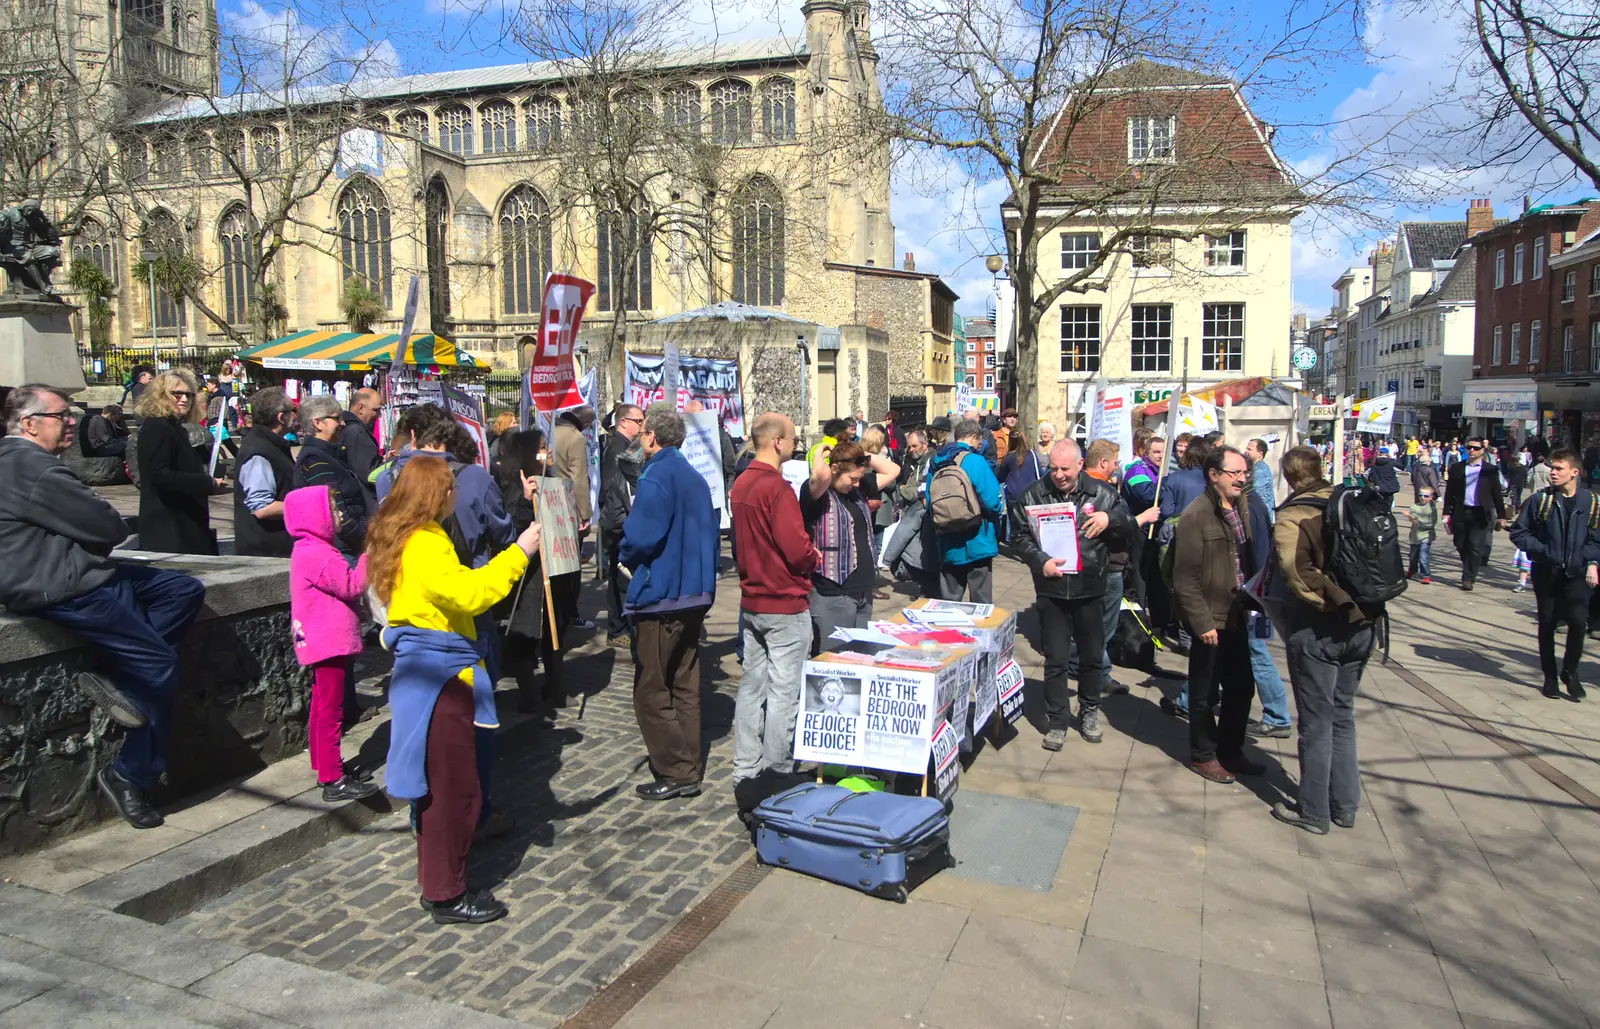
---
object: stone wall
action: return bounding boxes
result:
[0,555,309,856]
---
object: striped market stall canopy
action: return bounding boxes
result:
[234,330,491,372]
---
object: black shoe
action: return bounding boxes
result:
[96,765,164,829]
[343,761,375,782]
[321,774,379,802]
[1245,719,1293,739]
[1542,680,1564,699]
[1220,755,1267,777]
[76,671,146,728]
[1562,671,1587,701]
[1272,802,1329,835]
[1330,808,1357,829]
[635,779,701,801]
[1159,696,1185,718]
[424,889,508,925]
[1461,579,1474,591]
[1105,679,1131,696]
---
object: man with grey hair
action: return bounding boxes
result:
[0,384,206,829]
[925,418,1005,604]
[233,387,297,557]
[292,393,373,553]
[338,387,383,500]
[1010,439,1135,747]
[619,403,718,800]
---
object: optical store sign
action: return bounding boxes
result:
[1465,391,1538,419]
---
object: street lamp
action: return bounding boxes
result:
[139,247,161,365]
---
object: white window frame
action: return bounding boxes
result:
[1059,305,1101,374]
[1533,236,1545,279]
[1531,319,1542,363]
[1060,232,1101,270]
[1492,325,1502,365]
[1509,322,1522,365]
[983,374,994,389]
[1129,234,1173,270]
[1495,249,1506,288]
[1564,324,1576,372]
[1130,304,1173,373]
[1204,231,1246,270]
[1201,302,1245,372]
[1512,243,1524,284]
[1127,115,1175,163]
[1590,321,1600,372]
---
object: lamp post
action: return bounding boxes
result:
[139,247,160,366]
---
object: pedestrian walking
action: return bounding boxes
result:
[1009,440,1135,749]
[1411,448,1440,502]
[1509,448,1600,701]
[619,404,718,800]
[1269,446,1381,834]
[135,369,222,555]
[1170,445,1261,783]
[1366,447,1400,510]
[926,419,1004,604]
[729,413,818,784]
[1443,436,1507,591]
[285,485,377,802]
[0,384,207,829]
[367,455,540,924]
[802,440,900,651]
[1408,487,1438,583]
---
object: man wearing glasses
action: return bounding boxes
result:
[1443,436,1508,591]
[292,394,373,554]
[599,404,645,647]
[1170,446,1262,783]
[0,384,206,829]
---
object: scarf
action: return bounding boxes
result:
[381,625,500,800]
[812,487,872,587]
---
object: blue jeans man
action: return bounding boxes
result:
[34,564,206,828]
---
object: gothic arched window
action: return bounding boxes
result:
[336,178,392,308]
[144,210,184,333]
[662,84,701,137]
[524,96,560,148]
[72,217,118,286]
[480,99,516,153]
[438,104,472,155]
[597,206,652,313]
[760,77,795,141]
[732,176,784,306]
[709,79,752,144]
[500,185,552,316]
[396,109,429,145]
[425,177,451,328]
[218,205,253,325]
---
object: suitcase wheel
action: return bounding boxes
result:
[891,885,908,904]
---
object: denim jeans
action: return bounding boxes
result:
[33,566,207,791]
[1408,539,1431,579]
[1248,623,1291,728]
[1286,617,1374,824]
[733,610,811,782]
[1068,571,1121,684]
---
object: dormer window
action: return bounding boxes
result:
[1128,115,1174,163]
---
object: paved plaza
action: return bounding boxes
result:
[4,516,1600,1028]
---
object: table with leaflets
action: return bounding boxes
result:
[790,599,1020,803]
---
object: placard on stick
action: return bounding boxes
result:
[536,477,582,578]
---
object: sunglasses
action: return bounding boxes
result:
[172,390,195,399]
[1467,445,1484,451]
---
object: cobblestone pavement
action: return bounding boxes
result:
[175,571,759,1027]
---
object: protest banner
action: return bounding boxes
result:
[1089,384,1135,457]
[681,409,728,518]
[1177,394,1220,435]
[930,720,960,802]
[528,273,593,415]
[793,656,951,776]
[536,476,582,578]
[624,352,747,436]
[997,658,1025,724]
[441,383,489,468]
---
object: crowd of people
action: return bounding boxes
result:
[9,375,1600,925]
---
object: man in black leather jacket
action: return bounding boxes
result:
[1009,439,1136,749]
[599,403,645,645]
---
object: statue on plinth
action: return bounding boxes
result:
[0,199,62,300]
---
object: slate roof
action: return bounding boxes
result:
[1401,221,1469,267]
[1412,246,1476,307]
[1090,59,1232,90]
[138,37,806,124]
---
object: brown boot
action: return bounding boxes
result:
[1190,759,1236,784]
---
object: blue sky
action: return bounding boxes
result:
[222,0,1592,320]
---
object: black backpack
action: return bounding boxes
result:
[1289,485,1407,608]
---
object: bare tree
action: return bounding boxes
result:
[1465,0,1600,190]
[870,0,1361,425]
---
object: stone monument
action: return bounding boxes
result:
[0,199,87,391]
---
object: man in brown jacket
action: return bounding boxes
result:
[553,406,596,628]
[1269,446,1378,834]
[1170,445,1260,783]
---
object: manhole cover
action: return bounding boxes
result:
[947,790,1078,891]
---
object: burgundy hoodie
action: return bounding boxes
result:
[729,461,818,614]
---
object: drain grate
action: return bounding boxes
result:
[947,790,1078,891]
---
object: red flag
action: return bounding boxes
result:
[528,273,594,413]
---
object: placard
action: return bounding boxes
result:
[997,659,1025,724]
[793,660,937,775]
[972,650,998,731]
[1088,383,1135,457]
[1026,502,1080,571]
[530,273,593,413]
[922,599,994,618]
[930,720,960,801]
[535,476,582,577]
[441,383,489,468]
[624,352,747,436]
[682,409,728,513]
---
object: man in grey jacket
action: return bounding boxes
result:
[0,385,206,830]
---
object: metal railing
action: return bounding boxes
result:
[79,344,235,386]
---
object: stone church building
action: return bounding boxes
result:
[55,0,959,421]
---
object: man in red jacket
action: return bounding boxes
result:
[729,412,820,784]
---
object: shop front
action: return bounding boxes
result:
[1536,380,1600,451]
[1462,380,1539,446]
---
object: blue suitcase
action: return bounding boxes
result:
[753,784,952,902]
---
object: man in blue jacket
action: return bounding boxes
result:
[620,404,718,799]
[926,419,1004,604]
[1509,447,1600,700]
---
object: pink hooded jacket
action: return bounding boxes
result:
[286,485,367,666]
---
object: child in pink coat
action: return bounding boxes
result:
[286,485,378,802]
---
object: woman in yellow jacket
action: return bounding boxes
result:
[366,455,540,925]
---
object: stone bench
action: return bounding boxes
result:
[0,553,306,856]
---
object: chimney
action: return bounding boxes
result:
[903,252,915,272]
[1466,198,1495,237]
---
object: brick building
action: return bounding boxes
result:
[1465,201,1600,446]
